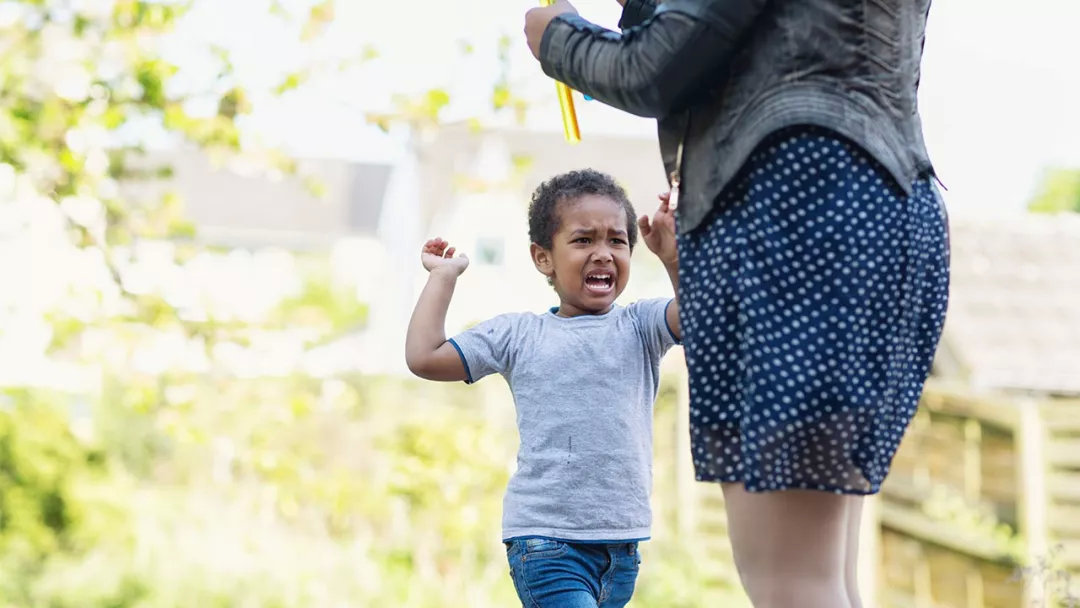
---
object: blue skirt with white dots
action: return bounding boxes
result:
[677,126,950,494]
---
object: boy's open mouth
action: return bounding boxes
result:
[584,272,614,294]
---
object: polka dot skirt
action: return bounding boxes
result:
[677,126,950,494]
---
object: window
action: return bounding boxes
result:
[475,237,504,266]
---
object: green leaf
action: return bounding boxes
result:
[492,84,511,110]
[301,0,334,41]
[135,59,177,108]
[274,72,309,95]
[101,105,126,129]
[217,87,251,119]
[1028,168,1080,214]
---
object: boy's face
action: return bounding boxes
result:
[531,194,632,317]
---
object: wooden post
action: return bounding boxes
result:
[915,556,933,608]
[914,411,932,489]
[675,359,696,538]
[963,417,982,502]
[1018,399,1049,607]
[966,566,984,608]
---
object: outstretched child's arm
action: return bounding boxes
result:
[405,238,470,381]
[638,193,682,340]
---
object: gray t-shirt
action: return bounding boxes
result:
[449,298,679,542]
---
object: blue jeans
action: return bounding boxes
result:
[505,538,641,608]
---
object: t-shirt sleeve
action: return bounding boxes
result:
[627,297,681,358]
[447,313,522,384]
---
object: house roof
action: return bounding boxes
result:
[415,123,668,230]
[940,213,1080,396]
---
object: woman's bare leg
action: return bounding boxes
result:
[844,496,865,608]
[722,483,851,608]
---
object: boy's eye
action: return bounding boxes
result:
[611,238,627,245]
[573,237,591,244]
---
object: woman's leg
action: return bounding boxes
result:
[722,483,851,608]
[844,496,865,608]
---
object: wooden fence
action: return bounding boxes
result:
[878,381,1080,607]
[666,375,1080,607]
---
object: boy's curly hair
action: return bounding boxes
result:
[528,169,638,250]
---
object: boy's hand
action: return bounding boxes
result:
[421,238,470,276]
[525,0,578,59]
[638,192,677,266]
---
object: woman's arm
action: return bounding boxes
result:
[618,0,658,30]
[526,0,767,118]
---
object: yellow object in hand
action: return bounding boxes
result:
[541,0,581,144]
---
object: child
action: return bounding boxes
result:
[405,169,680,608]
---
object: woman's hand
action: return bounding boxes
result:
[638,192,678,266]
[524,0,578,60]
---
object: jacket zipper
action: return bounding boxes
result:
[667,111,691,212]
[668,141,683,211]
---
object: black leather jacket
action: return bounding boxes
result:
[540,0,936,233]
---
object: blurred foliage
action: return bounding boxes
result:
[1028,168,1080,214]
[1,365,750,606]
[1,0,235,254]
[0,0,741,605]
[491,35,530,125]
[0,390,141,606]
[0,377,521,606]
[269,273,370,338]
[364,34,530,134]
[920,485,1025,562]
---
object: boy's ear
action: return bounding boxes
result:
[530,243,555,278]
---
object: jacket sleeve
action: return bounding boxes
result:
[539,0,767,118]
[618,0,658,30]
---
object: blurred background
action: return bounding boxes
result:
[1,0,1079,606]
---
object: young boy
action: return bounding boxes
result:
[405,169,680,608]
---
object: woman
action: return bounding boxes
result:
[524,1,949,607]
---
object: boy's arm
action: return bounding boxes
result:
[639,193,681,341]
[662,258,681,342]
[405,239,470,382]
